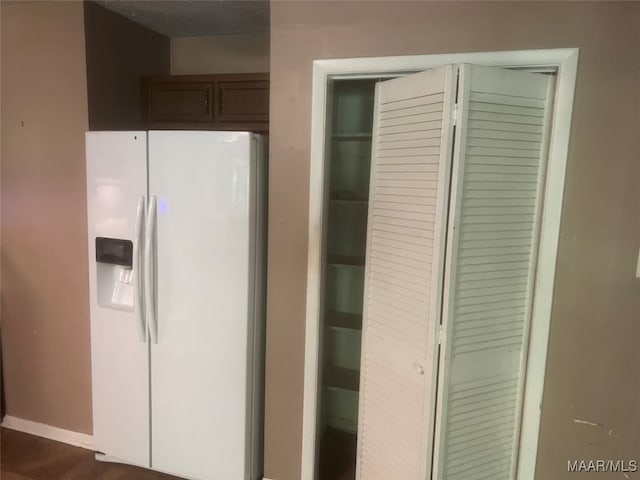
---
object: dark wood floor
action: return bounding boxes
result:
[1,428,185,480]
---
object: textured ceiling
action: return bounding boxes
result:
[93,0,270,37]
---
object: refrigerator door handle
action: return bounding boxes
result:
[145,195,159,344]
[134,195,147,342]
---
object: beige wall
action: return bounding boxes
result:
[170,32,269,75]
[266,2,640,479]
[1,1,92,433]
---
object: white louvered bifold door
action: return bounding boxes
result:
[433,64,554,480]
[356,65,457,480]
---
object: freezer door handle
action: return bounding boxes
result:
[145,195,159,344]
[134,196,147,342]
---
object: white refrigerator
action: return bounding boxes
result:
[85,131,265,480]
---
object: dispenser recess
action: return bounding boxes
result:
[96,237,133,267]
[95,237,135,311]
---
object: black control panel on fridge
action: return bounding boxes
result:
[95,237,133,267]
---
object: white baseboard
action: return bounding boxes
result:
[1,415,94,450]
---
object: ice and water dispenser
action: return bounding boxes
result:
[95,237,135,310]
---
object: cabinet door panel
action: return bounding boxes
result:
[150,82,213,122]
[356,65,457,480]
[217,80,269,124]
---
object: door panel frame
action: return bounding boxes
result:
[301,48,579,480]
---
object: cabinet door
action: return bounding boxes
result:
[432,65,554,480]
[148,131,255,480]
[356,65,457,480]
[149,82,213,122]
[217,79,269,125]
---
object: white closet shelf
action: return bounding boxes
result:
[325,310,363,330]
[324,365,361,392]
[332,133,373,140]
[327,254,366,267]
[330,191,369,202]
[330,198,369,205]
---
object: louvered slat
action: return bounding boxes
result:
[469,102,544,117]
[434,64,553,480]
[379,146,442,157]
[469,119,543,134]
[357,66,456,480]
[468,128,542,142]
[379,112,444,128]
[376,154,441,165]
[379,92,445,112]
[469,91,545,108]
[377,171,441,181]
[379,129,444,142]
[379,102,443,119]
[378,120,443,136]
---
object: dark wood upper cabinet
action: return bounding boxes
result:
[141,73,269,132]
[218,79,269,125]
[149,82,214,122]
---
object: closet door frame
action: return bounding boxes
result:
[301,48,579,480]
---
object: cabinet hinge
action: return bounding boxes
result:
[452,103,458,126]
[438,325,444,345]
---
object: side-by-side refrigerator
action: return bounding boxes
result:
[85,131,265,480]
